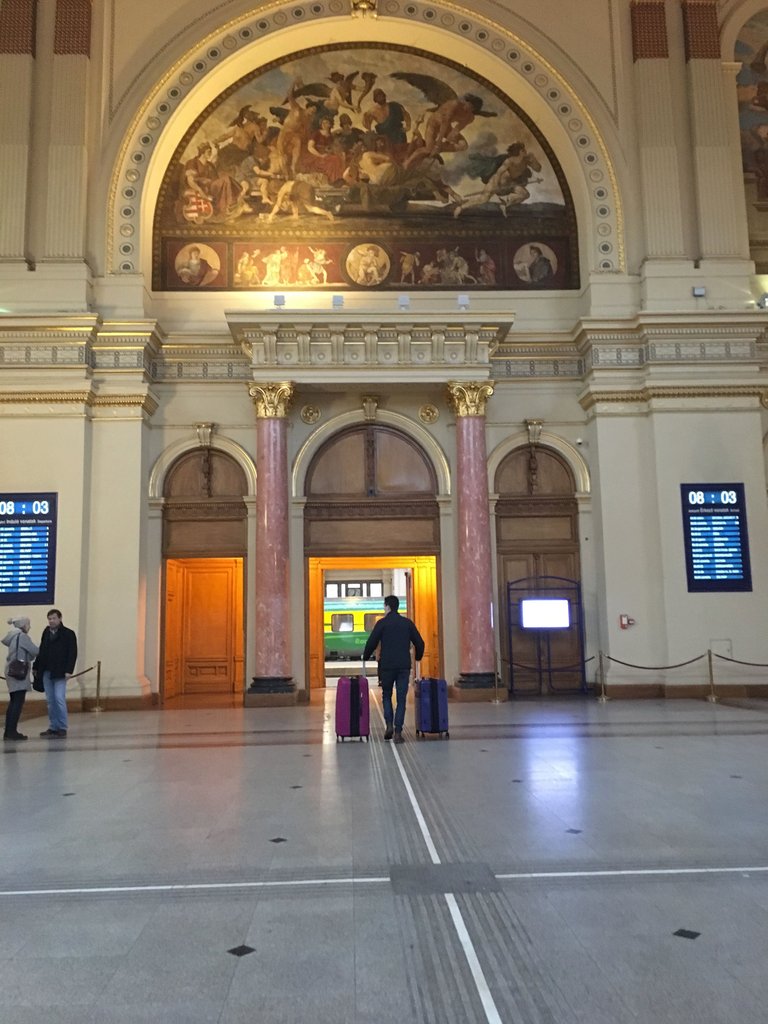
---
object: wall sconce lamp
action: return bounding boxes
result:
[457,293,470,311]
[397,294,410,311]
[757,293,768,310]
[273,294,286,309]
[332,294,344,309]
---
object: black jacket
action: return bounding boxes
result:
[34,624,78,678]
[363,611,424,670]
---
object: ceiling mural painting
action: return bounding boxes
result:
[153,43,579,292]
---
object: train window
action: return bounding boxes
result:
[331,614,354,632]
[364,613,384,631]
[325,583,339,598]
[369,582,383,597]
[345,583,363,597]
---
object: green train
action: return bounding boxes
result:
[323,580,407,661]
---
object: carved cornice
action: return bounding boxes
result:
[446,381,495,417]
[580,385,767,410]
[229,316,508,382]
[248,382,294,419]
[0,391,158,414]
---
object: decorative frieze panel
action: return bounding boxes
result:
[230,317,507,381]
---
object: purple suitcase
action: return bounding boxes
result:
[414,677,449,738]
[335,675,370,742]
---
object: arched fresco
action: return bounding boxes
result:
[152,42,579,292]
[736,11,768,269]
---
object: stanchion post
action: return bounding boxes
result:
[597,650,609,703]
[91,660,104,713]
[490,650,502,705]
[706,648,718,704]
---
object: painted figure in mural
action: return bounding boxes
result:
[299,247,333,284]
[390,72,497,154]
[363,88,412,154]
[527,245,554,283]
[475,248,496,285]
[399,250,420,283]
[273,80,315,179]
[266,178,335,221]
[454,141,542,217]
[177,246,218,286]
[305,117,347,184]
[261,246,289,285]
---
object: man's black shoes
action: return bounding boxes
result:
[384,724,394,740]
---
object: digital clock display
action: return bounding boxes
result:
[0,493,58,605]
[680,484,752,592]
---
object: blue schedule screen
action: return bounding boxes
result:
[0,493,58,605]
[680,484,752,593]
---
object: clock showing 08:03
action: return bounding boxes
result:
[680,484,752,593]
[0,492,58,605]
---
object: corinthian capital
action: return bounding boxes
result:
[248,382,295,418]
[446,381,495,417]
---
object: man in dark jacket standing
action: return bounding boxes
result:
[363,595,424,744]
[34,608,77,738]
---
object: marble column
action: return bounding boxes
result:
[447,381,496,689]
[248,381,295,694]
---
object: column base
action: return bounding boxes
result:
[454,672,496,689]
[245,677,297,707]
[248,676,295,694]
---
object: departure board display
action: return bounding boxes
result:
[680,484,752,593]
[0,493,58,605]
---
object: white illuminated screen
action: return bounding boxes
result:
[520,598,570,629]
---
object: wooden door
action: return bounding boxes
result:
[163,558,244,697]
[495,446,582,695]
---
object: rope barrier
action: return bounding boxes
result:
[712,653,768,668]
[603,653,706,671]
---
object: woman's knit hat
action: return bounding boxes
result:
[6,616,30,630]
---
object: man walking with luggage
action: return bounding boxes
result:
[363,595,424,744]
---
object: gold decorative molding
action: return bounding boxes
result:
[419,404,439,425]
[0,391,158,414]
[300,405,321,424]
[446,381,495,417]
[350,0,377,15]
[580,385,767,410]
[248,382,295,419]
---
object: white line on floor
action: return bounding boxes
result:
[496,865,768,880]
[373,692,504,1024]
[0,877,390,898]
[2,864,768,899]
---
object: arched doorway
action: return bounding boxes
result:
[162,448,247,706]
[495,445,581,694]
[304,423,441,689]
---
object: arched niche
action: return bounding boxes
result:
[163,447,248,557]
[304,422,439,556]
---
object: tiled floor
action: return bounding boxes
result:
[3,692,768,1022]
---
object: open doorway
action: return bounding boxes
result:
[307,555,439,689]
[163,557,244,707]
